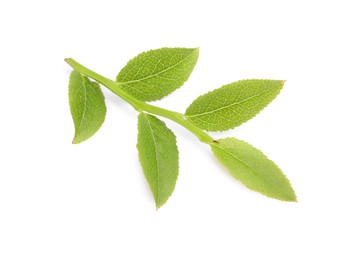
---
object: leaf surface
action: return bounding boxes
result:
[211,138,296,201]
[137,113,179,208]
[69,71,106,144]
[117,47,199,101]
[185,79,284,131]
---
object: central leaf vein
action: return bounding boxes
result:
[119,50,196,84]
[186,87,273,118]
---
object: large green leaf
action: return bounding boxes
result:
[137,113,179,208]
[117,47,199,102]
[68,71,106,144]
[185,79,284,131]
[211,138,296,201]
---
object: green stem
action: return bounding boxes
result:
[65,58,214,144]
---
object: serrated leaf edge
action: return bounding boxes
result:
[137,113,180,209]
[119,48,199,85]
[211,138,297,202]
[117,47,199,102]
[185,79,284,132]
[69,71,106,144]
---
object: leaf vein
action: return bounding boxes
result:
[186,87,274,118]
[119,50,196,84]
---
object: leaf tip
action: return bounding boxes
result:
[290,194,298,203]
[281,190,297,203]
[155,201,164,210]
[193,47,200,56]
[72,135,83,144]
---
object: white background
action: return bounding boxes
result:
[1,0,358,259]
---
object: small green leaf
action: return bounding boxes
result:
[68,71,106,144]
[185,79,284,131]
[211,138,296,201]
[117,47,199,102]
[137,112,179,208]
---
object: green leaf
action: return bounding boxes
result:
[185,79,284,131]
[137,112,179,208]
[211,138,296,201]
[68,70,106,144]
[117,47,199,102]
